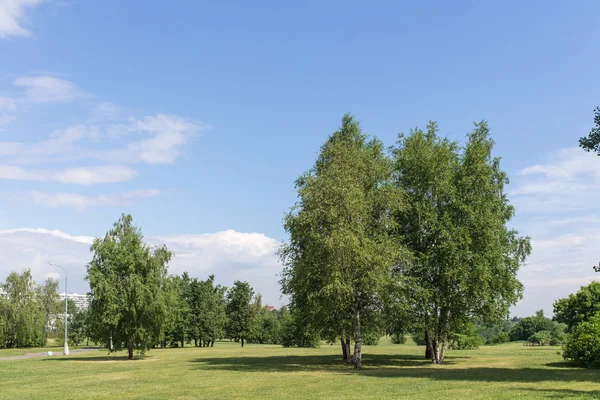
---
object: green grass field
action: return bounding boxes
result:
[1,339,599,400]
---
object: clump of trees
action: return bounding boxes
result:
[281,114,531,368]
[0,270,62,348]
[81,214,304,359]
[509,310,565,345]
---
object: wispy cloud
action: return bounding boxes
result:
[0,0,41,39]
[28,189,161,210]
[510,146,600,316]
[14,76,83,103]
[511,147,600,213]
[0,165,136,185]
[0,115,203,166]
[0,96,17,127]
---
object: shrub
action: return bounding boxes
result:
[362,330,381,346]
[391,333,406,344]
[411,330,427,346]
[489,331,510,344]
[449,333,482,350]
[562,312,600,368]
[528,330,551,346]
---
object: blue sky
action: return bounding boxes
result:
[0,0,599,316]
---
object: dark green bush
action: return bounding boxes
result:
[489,331,510,344]
[391,333,406,344]
[562,312,600,368]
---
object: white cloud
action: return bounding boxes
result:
[0,228,284,307]
[92,102,127,122]
[509,146,600,316]
[14,76,81,103]
[0,115,203,166]
[0,96,17,127]
[127,114,201,164]
[29,188,160,210]
[0,165,136,184]
[0,0,41,39]
[511,147,600,213]
[0,97,17,112]
[0,228,94,244]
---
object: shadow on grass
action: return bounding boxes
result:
[190,353,436,372]
[43,355,151,362]
[523,388,600,399]
[189,353,600,383]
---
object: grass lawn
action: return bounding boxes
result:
[1,338,599,400]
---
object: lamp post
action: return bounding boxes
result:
[49,262,69,356]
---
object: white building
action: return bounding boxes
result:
[59,293,90,310]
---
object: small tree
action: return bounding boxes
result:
[37,278,60,347]
[562,312,600,368]
[528,331,551,346]
[87,214,173,359]
[225,281,255,347]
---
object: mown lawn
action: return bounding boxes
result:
[1,339,599,399]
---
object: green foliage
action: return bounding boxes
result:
[449,322,483,350]
[189,275,227,347]
[280,114,403,368]
[562,312,600,368]
[390,332,406,344]
[553,282,600,333]
[0,269,55,348]
[226,281,255,347]
[509,315,563,342]
[392,121,531,363]
[279,306,320,348]
[86,214,173,359]
[528,330,552,346]
[54,299,83,347]
[489,332,510,344]
[579,106,600,156]
[410,330,427,346]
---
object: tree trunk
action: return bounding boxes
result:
[426,327,440,364]
[127,343,134,360]
[210,341,214,347]
[180,339,184,348]
[425,330,431,360]
[241,337,244,347]
[353,307,362,370]
[439,310,451,365]
[341,337,348,361]
[194,338,198,347]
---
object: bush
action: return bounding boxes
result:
[562,312,600,368]
[528,330,551,346]
[411,330,427,346]
[449,333,482,350]
[362,330,381,346]
[391,333,406,344]
[489,331,510,344]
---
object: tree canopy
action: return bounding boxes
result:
[554,281,600,333]
[86,214,173,359]
[391,121,531,364]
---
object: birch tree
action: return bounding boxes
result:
[280,114,402,369]
[392,121,530,364]
[87,214,172,360]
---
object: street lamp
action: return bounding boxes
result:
[49,262,69,356]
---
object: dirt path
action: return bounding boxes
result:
[0,348,99,361]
